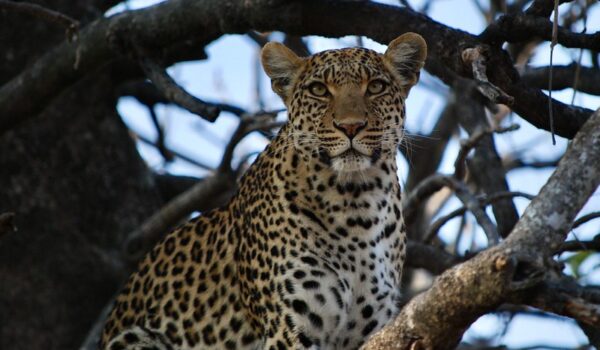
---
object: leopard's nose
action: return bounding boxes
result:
[333,120,367,139]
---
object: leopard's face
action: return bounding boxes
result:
[288,49,406,172]
[262,34,427,173]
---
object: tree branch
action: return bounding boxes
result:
[461,47,515,105]
[480,13,600,51]
[521,64,600,96]
[454,124,519,180]
[406,241,462,274]
[424,191,535,243]
[0,0,593,138]
[138,56,221,122]
[362,108,600,349]
[0,0,79,41]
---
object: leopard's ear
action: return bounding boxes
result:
[261,42,303,101]
[384,33,427,92]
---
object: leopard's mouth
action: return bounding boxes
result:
[339,148,366,158]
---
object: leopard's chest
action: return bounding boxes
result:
[282,196,405,349]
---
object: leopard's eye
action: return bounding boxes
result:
[367,80,387,95]
[308,82,329,97]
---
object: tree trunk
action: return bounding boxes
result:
[0,2,161,349]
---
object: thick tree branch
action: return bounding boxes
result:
[0,0,593,138]
[521,64,600,96]
[480,13,600,51]
[118,80,247,117]
[0,0,79,41]
[362,108,600,349]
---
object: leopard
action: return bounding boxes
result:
[100,32,427,350]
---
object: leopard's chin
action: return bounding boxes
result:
[331,149,372,173]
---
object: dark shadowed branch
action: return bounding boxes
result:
[424,191,535,243]
[0,0,79,41]
[0,0,594,138]
[138,56,221,122]
[521,64,600,96]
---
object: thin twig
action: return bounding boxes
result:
[548,0,560,144]
[138,56,221,122]
[461,47,515,105]
[557,234,600,253]
[218,111,283,174]
[572,211,600,230]
[424,191,535,243]
[133,132,213,170]
[404,174,500,245]
[147,107,174,163]
[570,0,588,105]
[0,0,79,41]
[454,124,520,180]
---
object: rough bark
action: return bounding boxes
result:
[0,2,161,350]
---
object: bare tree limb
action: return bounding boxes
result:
[133,131,213,170]
[138,56,221,122]
[521,64,600,96]
[480,13,600,51]
[572,212,600,229]
[217,111,283,174]
[0,0,593,138]
[424,191,535,243]
[451,86,520,238]
[403,174,500,245]
[454,124,519,180]
[118,80,247,117]
[461,47,515,105]
[362,108,600,349]
[406,240,462,274]
[0,0,79,41]
[503,157,561,171]
[557,234,600,253]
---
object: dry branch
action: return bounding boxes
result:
[521,64,600,96]
[424,191,535,243]
[557,234,600,253]
[480,13,600,51]
[461,47,514,105]
[362,108,600,349]
[406,241,462,274]
[0,0,593,138]
[454,124,519,180]
[403,174,500,245]
[138,56,221,122]
[0,0,79,41]
[133,132,213,170]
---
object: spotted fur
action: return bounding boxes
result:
[100,33,427,350]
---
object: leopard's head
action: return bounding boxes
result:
[262,34,427,173]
